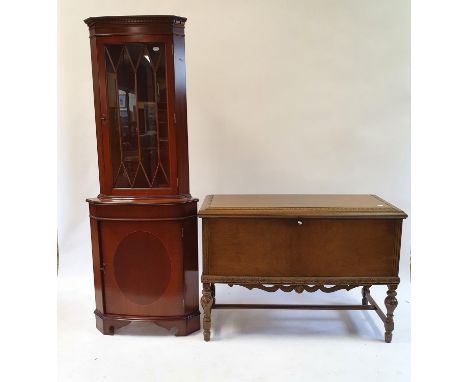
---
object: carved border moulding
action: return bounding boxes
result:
[95,310,200,322]
[83,16,187,27]
[199,194,407,218]
[201,275,400,286]
[229,284,360,293]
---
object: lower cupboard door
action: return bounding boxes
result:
[99,220,184,316]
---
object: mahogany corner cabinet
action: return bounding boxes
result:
[84,16,200,336]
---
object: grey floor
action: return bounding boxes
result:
[58,245,410,382]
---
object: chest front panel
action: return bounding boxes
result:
[203,218,402,277]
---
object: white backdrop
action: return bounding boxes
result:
[58,1,410,380]
[58,0,410,263]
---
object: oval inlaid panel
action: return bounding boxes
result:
[113,231,171,305]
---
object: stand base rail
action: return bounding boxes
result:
[201,283,399,343]
[213,303,376,311]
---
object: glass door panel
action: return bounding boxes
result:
[104,42,170,189]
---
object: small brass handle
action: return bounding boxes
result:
[100,115,107,121]
[297,220,303,225]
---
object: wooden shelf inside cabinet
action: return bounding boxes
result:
[84,15,199,336]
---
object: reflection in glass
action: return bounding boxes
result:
[104,43,170,189]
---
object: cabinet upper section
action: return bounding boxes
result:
[85,16,191,197]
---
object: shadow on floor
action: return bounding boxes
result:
[109,289,387,340]
[210,308,383,341]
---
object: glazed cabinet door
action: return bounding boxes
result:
[99,220,184,316]
[94,36,178,196]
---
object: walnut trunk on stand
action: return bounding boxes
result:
[198,194,407,342]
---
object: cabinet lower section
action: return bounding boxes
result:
[87,196,200,336]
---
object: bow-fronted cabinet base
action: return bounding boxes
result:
[88,197,200,336]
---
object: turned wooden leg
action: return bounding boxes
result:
[384,284,398,343]
[362,286,370,305]
[201,283,214,342]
